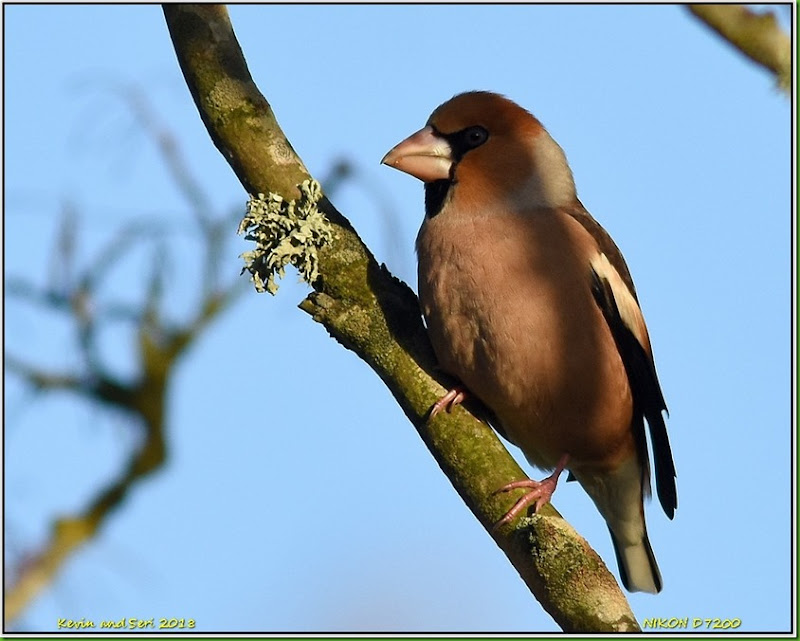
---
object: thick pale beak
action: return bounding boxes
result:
[381,126,453,183]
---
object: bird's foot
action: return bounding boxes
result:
[492,454,570,530]
[429,386,468,419]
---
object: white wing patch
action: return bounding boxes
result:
[590,252,651,355]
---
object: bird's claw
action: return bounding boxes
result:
[429,387,467,419]
[492,454,569,530]
[492,479,557,530]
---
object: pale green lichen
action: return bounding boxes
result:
[238,180,331,294]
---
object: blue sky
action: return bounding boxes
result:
[4,3,794,633]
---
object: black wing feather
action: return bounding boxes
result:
[590,266,677,519]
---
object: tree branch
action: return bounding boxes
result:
[4,404,166,624]
[688,4,791,91]
[4,355,84,393]
[163,4,639,631]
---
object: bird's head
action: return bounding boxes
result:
[382,91,577,217]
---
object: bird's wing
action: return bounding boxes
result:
[568,204,677,519]
[568,199,640,300]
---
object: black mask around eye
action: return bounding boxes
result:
[444,125,490,161]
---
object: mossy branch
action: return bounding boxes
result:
[688,4,791,92]
[163,4,640,632]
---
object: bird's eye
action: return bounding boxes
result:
[442,125,490,161]
[463,126,489,149]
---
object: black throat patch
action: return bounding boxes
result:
[424,179,452,218]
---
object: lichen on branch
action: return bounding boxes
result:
[238,179,332,294]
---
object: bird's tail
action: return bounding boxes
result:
[574,456,662,594]
[608,524,662,594]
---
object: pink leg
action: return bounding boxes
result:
[493,454,570,529]
[429,386,468,419]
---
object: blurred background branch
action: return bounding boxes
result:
[3,82,363,625]
[688,4,792,92]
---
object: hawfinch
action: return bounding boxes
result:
[382,91,676,594]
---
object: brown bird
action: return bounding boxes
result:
[382,91,676,593]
